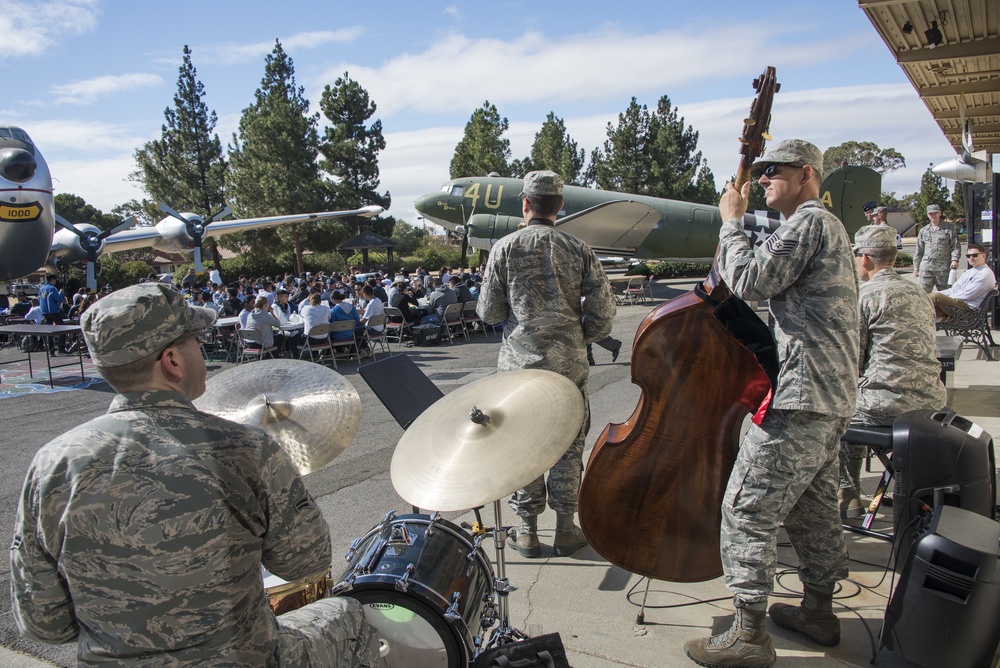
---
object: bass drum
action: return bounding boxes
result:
[334,513,495,667]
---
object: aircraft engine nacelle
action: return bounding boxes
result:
[466,213,523,250]
[0,131,55,281]
[932,156,991,183]
[47,223,104,269]
[152,214,201,254]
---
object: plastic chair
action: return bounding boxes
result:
[299,323,334,364]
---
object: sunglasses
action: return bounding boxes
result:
[155,331,207,360]
[760,163,803,178]
[966,253,982,258]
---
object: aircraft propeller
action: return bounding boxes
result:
[156,202,233,272]
[55,214,137,292]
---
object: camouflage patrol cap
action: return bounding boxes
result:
[81,283,216,368]
[927,204,941,214]
[873,206,888,215]
[750,139,824,179]
[853,225,897,253]
[520,170,564,197]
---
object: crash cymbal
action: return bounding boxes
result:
[195,359,362,475]
[391,369,584,511]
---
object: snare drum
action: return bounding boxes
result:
[262,567,331,616]
[334,513,495,667]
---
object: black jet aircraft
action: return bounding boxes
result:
[1,124,384,290]
[414,166,880,260]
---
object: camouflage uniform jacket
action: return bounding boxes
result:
[11,390,331,667]
[914,223,961,271]
[477,220,615,388]
[718,199,859,417]
[856,268,946,425]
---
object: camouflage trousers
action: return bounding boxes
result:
[276,596,379,667]
[509,393,590,517]
[918,266,951,293]
[721,409,851,604]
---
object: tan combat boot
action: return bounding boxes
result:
[507,515,540,558]
[553,513,589,557]
[684,600,776,668]
[838,486,864,520]
[768,583,840,646]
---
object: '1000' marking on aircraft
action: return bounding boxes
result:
[414,166,879,260]
[1,124,384,289]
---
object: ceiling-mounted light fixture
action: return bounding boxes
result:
[902,21,913,35]
[925,20,943,48]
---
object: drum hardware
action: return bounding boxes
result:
[395,564,416,593]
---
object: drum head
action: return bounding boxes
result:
[349,589,466,668]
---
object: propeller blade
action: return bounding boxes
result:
[55,214,86,238]
[157,202,187,223]
[98,216,136,241]
[193,245,204,273]
[207,205,233,224]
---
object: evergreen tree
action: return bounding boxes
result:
[822,141,905,178]
[450,101,511,178]
[591,96,716,204]
[914,165,951,227]
[54,193,113,230]
[226,40,325,275]
[950,182,966,228]
[523,112,587,185]
[132,46,227,271]
[319,72,391,238]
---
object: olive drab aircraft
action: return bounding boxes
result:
[1,124,385,291]
[414,165,880,260]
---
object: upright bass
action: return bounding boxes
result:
[578,67,781,583]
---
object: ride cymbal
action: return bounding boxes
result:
[391,369,584,511]
[195,359,362,474]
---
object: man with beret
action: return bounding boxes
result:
[478,170,615,559]
[839,226,946,518]
[10,283,377,667]
[914,204,960,292]
[685,140,859,667]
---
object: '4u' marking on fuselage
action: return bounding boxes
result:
[463,182,504,210]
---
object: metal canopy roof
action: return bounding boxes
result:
[860,0,1000,155]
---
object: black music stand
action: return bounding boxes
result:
[358,353,444,430]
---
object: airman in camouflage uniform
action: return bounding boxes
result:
[10,283,378,667]
[685,140,859,668]
[913,204,961,292]
[838,226,946,518]
[478,170,615,559]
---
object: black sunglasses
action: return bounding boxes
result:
[761,163,803,178]
[966,253,981,258]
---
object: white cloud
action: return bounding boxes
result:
[51,73,164,106]
[443,6,459,18]
[197,29,364,66]
[315,24,855,119]
[0,0,99,60]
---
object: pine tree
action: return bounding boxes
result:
[523,112,587,185]
[132,46,227,271]
[226,40,325,275]
[915,165,951,228]
[318,72,391,238]
[450,101,511,178]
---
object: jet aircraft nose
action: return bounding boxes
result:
[413,192,438,215]
[0,148,37,183]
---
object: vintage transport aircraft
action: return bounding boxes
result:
[414,165,879,260]
[1,124,384,290]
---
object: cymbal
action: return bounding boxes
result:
[195,359,362,475]
[391,369,584,511]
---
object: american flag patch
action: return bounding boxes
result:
[764,234,797,256]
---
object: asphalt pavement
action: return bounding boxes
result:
[1,271,997,668]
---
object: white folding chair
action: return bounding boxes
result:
[328,320,360,368]
[299,323,334,363]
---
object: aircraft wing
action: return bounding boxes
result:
[97,225,165,253]
[555,200,661,253]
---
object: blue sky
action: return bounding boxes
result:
[3,0,959,227]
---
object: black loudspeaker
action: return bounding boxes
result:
[891,409,996,567]
[882,505,1000,668]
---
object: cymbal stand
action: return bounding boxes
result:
[483,498,527,649]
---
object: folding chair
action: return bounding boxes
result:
[237,329,276,364]
[442,302,467,343]
[328,320,360,368]
[383,306,412,349]
[460,300,489,337]
[363,314,391,359]
[624,277,647,305]
[299,323,334,363]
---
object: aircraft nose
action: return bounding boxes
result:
[0,148,37,183]
[414,192,438,215]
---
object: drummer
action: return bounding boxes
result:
[10,283,378,667]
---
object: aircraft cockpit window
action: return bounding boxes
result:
[0,129,10,139]
[9,128,31,143]
[449,186,464,197]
